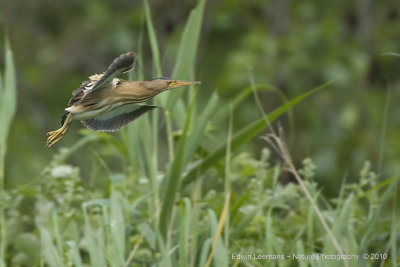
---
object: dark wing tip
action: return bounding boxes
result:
[88,52,136,93]
[113,51,136,73]
[92,52,136,90]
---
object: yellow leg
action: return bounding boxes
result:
[46,113,72,147]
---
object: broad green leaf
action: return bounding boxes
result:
[143,0,162,77]
[83,202,108,267]
[109,189,125,266]
[206,209,227,267]
[0,38,16,155]
[178,198,191,267]
[66,241,83,267]
[0,37,16,267]
[198,238,212,267]
[166,0,206,111]
[40,228,64,267]
[159,95,196,238]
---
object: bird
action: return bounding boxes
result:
[46,52,200,147]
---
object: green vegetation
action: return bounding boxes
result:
[1,0,399,266]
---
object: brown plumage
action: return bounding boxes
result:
[46,52,200,147]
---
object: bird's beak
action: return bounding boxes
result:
[168,80,201,89]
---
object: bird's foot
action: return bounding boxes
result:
[46,127,68,147]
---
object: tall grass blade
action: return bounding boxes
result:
[295,241,307,267]
[66,241,83,267]
[204,207,229,267]
[83,201,108,267]
[52,212,63,256]
[166,0,206,111]
[0,38,16,156]
[178,198,191,267]
[182,80,336,186]
[143,0,162,77]
[109,188,126,266]
[189,180,202,267]
[332,193,354,243]
[40,228,64,267]
[198,239,212,267]
[307,202,315,253]
[390,181,397,266]
[143,0,163,192]
[157,234,172,267]
[359,177,397,252]
[265,209,274,256]
[135,115,160,216]
[159,95,196,238]
[223,110,232,253]
[0,37,16,267]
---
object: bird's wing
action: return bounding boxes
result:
[68,52,136,106]
[81,104,156,132]
[91,52,136,92]
[69,80,92,105]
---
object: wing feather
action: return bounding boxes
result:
[91,52,136,92]
[68,52,136,106]
[81,104,156,132]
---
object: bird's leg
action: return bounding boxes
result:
[46,113,72,147]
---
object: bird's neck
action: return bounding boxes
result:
[113,81,159,102]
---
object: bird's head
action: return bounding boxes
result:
[147,77,201,92]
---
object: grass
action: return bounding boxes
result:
[1,1,399,267]
[0,37,17,267]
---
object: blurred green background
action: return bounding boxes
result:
[1,0,400,193]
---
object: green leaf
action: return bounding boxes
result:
[159,95,196,239]
[0,37,16,267]
[166,0,206,111]
[82,201,108,267]
[40,228,64,267]
[143,0,162,77]
[198,238,212,267]
[178,198,192,267]
[66,241,83,267]
[0,39,16,154]
[207,209,227,267]
[109,189,125,266]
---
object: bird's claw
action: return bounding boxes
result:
[46,127,67,147]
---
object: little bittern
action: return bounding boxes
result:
[46,52,200,147]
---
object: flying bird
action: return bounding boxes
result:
[46,52,200,147]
